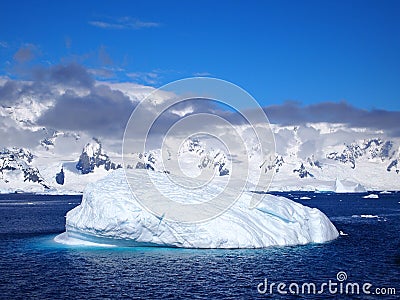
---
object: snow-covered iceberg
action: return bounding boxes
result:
[55,169,339,248]
[362,194,379,199]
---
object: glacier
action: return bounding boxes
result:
[55,169,339,248]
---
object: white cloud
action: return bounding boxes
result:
[193,72,212,76]
[127,71,160,85]
[88,68,115,79]
[89,16,160,30]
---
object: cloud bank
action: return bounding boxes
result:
[0,62,399,153]
[264,101,400,137]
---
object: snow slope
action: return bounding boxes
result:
[55,169,339,248]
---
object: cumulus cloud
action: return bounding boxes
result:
[34,63,94,88]
[0,63,95,106]
[0,63,134,139]
[114,96,400,139]
[0,80,20,105]
[37,84,136,137]
[190,100,400,137]
[0,115,45,148]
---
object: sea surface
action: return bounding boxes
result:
[0,192,399,299]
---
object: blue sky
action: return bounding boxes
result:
[1,0,400,110]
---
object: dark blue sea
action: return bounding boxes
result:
[0,192,399,299]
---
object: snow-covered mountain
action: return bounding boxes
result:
[76,138,121,175]
[264,124,400,191]
[128,124,400,191]
[126,138,230,176]
[0,148,50,192]
[1,123,400,193]
[0,138,122,193]
[1,78,399,193]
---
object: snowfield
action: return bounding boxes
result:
[55,169,339,249]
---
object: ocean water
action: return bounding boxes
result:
[0,192,399,299]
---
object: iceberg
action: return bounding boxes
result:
[334,178,366,193]
[55,169,339,248]
[360,214,379,218]
[362,194,379,199]
[380,190,392,194]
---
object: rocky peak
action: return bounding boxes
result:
[76,138,121,174]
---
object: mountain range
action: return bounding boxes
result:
[1,124,399,193]
[0,80,399,193]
